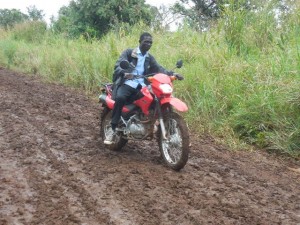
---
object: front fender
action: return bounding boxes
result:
[160,97,188,112]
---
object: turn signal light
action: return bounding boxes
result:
[170,76,177,81]
[147,77,154,82]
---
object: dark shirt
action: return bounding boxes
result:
[113,47,173,83]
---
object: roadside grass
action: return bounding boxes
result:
[0,1,299,157]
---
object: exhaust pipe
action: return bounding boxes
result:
[99,93,107,103]
[99,93,115,109]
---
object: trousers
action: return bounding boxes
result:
[111,84,139,130]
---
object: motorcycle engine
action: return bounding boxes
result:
[128,122,147,139]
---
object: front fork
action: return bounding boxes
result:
[154,97,169,140]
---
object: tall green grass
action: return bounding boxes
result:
[0,2,299,157]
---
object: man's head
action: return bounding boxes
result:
[139,32,153,55]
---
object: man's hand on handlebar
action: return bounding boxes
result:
[174,73,184,80]
[124,73,134,79]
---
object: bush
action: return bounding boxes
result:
[0,40,17,67]
[12,21,47,43]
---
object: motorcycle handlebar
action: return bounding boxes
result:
[124,73,182,81]
[124,73,155,79]
[120,59,184,81]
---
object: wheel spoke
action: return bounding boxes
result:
[162,118,183,164]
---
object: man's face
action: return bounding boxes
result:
[139,36,153,53]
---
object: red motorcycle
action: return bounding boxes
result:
[99,60,189,171]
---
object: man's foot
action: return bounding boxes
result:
[104,128,116,145]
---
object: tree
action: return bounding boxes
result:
[0,6,45,30]
[26,5,45,21]
[0,9,28,29]
[171,0,259,31]
[149,4,182,31]
[52,0,153,38]
[172,0,222,31]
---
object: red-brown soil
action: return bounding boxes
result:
[0,68,299,225]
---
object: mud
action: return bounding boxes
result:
[0,68,299,225]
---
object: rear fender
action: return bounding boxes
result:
[99,93,130,112]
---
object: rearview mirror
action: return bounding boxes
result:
[176,60,183,68]
[120,60,130,70]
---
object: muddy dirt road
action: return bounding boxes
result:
[0,68,299,225]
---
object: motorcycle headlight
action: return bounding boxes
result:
[159,84,173,94]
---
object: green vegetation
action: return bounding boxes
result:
[52,0,153,38]
[0,1,299,157]
[0,6,44,29]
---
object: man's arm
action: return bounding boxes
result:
[148,54,173,76]
[113,49,133,82]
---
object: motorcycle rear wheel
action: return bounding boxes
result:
[158,111,189,171]
[100,107,127,151]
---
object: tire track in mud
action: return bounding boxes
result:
[0,126,35,225]
[0,68,154,224]
[1,68,300,225]
[0,80,110,224]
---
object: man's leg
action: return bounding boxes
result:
[104,84,136,145]
[111,84,137,130]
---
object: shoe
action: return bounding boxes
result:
[104,128,116,145]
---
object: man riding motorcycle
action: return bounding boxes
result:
[104,32,183,145]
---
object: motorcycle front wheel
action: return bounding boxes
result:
[158,111,189,171]
[100,107,128,151]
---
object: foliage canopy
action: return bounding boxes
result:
[0,7,45,30]
[0,9,28,29]
[52,0,153,38]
